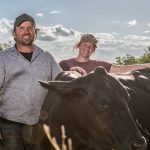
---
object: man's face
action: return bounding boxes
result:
[78,42,95,58]
[13,21,36,46]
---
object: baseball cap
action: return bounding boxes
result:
[79,34,98,48]
[14,13,35,29]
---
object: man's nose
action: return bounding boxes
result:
[24,28,30,32]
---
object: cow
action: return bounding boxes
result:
[56,68,150,149]
[112,68,150,149]
[39,67,147,150]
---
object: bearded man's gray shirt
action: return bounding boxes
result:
[0,45,62,125]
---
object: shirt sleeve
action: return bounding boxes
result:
[51,56,62,80]
[59,60,70,71]
[0,53,5,90]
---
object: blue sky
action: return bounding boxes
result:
[0,0,150,63]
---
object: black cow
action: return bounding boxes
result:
[113,68,150,149]
[39,67,147,150]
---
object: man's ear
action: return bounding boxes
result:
[12,30,17,42]
[35,28,39,38]
[12,29,16,38]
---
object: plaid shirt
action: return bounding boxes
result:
[0,45,62,125]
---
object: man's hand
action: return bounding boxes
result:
[70,66,87,75]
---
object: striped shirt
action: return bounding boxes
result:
[0,45,62,125]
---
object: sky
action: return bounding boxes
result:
[0,0,150,63]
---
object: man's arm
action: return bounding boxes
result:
[109,63,150,73]
[0,54,5,90]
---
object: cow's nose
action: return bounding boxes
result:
[132,136,147,150]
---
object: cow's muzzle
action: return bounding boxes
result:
[132,136,147,150]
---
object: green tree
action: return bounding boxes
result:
[139,47,150,63]
[115,54,139,65]
[115,57,123,65]
[0,41,12,51]
[115,47,150,65]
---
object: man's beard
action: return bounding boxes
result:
[19,34,34,46]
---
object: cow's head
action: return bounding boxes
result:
[39,67,147,150]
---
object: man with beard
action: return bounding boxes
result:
[0,13,62,150]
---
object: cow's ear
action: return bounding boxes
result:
[39,80,87,97]
[39,80,69,91]
[94,66,107,75]
[39,80,51,89]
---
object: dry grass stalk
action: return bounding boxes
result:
[67,138,72,150]
[61,125,67,150]
[43,124,72,150]
[43,124,61,150]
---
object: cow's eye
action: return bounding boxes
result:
[94,104,110,113]
[97,104,109,109]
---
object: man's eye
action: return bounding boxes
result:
[28,27,34,30]
[16,26,34,31]
[18,26,25,30]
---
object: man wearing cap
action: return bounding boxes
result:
[59,34,112,74]
[0,13,62,150]
[59,34,150,74]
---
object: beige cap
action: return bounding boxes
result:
[79,34,98,48]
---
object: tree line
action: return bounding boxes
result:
[115,47,150,65]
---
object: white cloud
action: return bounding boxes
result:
[148,23,150,28]
[0,18,150,63]
[124,35,150,41]
[112,32,119,36]
[128,19,137,28]
[0,18,13,33]
[37,24,80,41]
[144,30,149,34]
[49,11,61,14]
[36,13,44,17]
